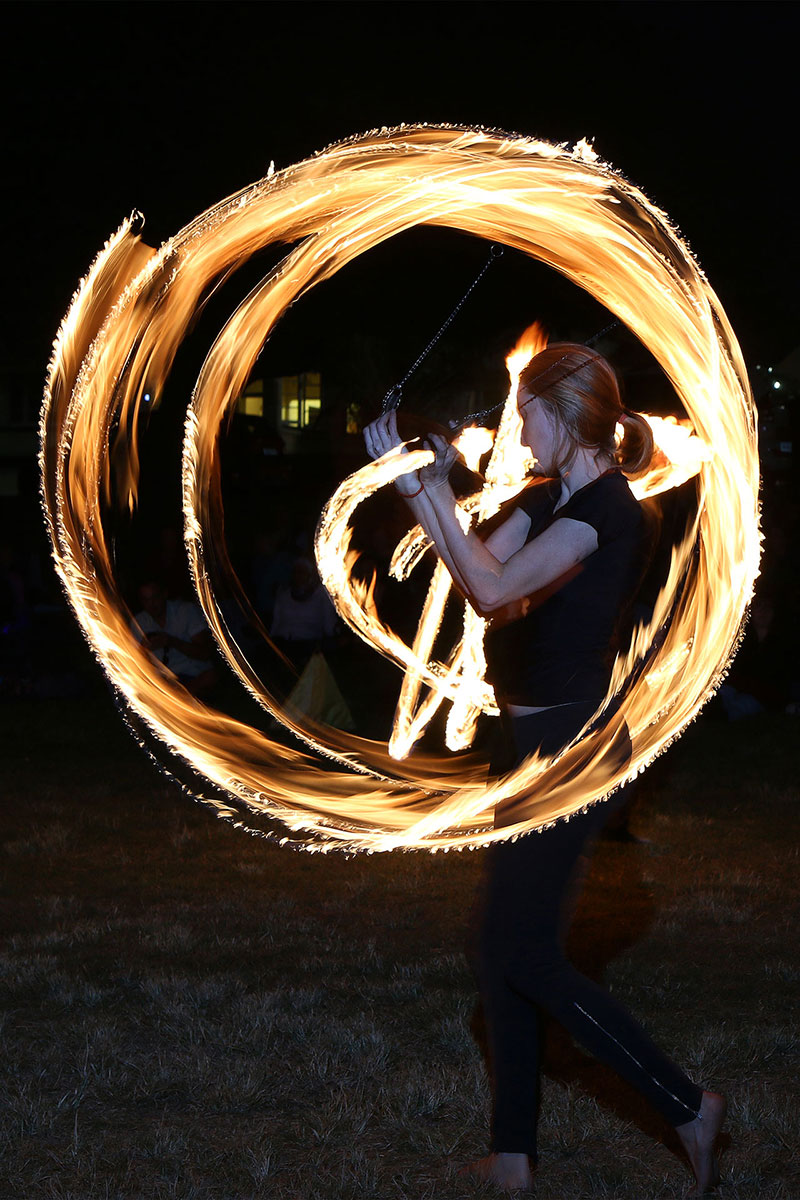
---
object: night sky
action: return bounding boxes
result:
[4,0,798,405]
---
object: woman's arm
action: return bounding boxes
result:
[397,478,474,597]
[363,413,500,597]
[362,416,594,611]
[482,507,532,563]
[419,436,598,611]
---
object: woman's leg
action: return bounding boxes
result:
[676,1090,728,1197]
[479,799,618,1158]
[479,846,543,1158]
[494,813,703,1127]
[478,705,703,1161]
[477,705,608,1157]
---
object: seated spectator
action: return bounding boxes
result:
[251,528,294,625]
[132,580,218,697]
[270,557,341,667]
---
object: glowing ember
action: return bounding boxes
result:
[41,126,760,851]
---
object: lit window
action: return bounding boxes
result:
[280,373,321,427]
[281,376,299,426]
[237,379,264,417]
[346,402,361,435]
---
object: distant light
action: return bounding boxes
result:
[773,381,781,390]
[143,392,152,402]
[768,367,773,373]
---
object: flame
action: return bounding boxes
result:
[437,323,545,753]
[40,126,760,852]
[320,325,719,762]
[630,415,713,500]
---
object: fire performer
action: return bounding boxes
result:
[364,343,726,1195]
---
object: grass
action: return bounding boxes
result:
[1,687,798,1199]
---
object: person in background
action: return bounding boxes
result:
[133,580,218,697]
[270,556,341,668]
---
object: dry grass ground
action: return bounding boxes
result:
[1,692,798,1199]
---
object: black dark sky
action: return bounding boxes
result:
[4,0,798,397]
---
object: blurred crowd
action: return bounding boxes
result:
[2,485,798,733]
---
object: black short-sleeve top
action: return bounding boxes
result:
[483,469,648,707]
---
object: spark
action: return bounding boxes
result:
[41,126,760,851]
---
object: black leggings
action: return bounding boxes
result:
[478,703,702,1159]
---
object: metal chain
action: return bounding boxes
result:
[381,245,504,412]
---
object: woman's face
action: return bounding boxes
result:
[517,389,561,475]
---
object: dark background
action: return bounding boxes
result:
[1,0,797,711]
[4,0,798,385]
[1,16,798,1196]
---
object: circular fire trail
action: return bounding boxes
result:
[41,127,760,852]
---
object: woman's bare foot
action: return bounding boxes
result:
[459,1152,534,1192]
[676,1090,727,1195]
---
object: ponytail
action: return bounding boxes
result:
[616,410,654,478]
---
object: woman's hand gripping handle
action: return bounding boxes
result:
[363,413,471,595]
[363,410,424,497]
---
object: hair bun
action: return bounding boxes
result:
[616,409,654,477]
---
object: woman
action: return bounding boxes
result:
[364,344,726,1195]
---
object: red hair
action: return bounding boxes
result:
[519,343,653,477]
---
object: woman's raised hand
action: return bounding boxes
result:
[363,412,423,499]
[363,411,405,462]
[419,433,458,491]
[363,417,458,501]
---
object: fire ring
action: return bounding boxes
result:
[41,127,759,851]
